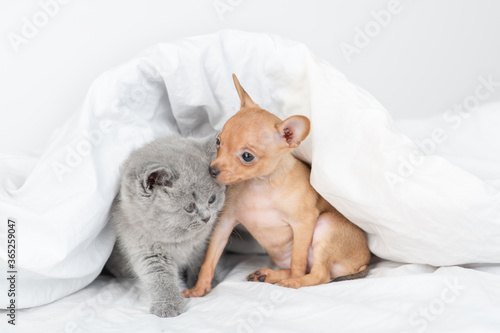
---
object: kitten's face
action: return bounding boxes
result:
[165,178,225,232]
[127,153,225,236]
[120,136,227,240]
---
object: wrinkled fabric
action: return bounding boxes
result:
[10,255,500,333]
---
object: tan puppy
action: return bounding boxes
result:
[183,75,370,297]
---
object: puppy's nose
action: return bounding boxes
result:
[209,166,220,179]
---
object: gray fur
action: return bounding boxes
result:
[106,135,225,317]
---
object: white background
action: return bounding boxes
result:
[1,0,499,156]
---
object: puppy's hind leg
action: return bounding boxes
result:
[277,248,331,289]
[277,217,334,288]
[247,269,291,283]
[278,211,370,289]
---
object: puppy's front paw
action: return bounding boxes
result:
[182,280,211,298]
[150,295,186,317]
[277,278,301,289]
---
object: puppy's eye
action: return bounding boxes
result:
[241,152,254,162]
[208,195,216,204]
[216,137,221,147]
[184,203,196,213]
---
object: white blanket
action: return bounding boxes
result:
[10,256,500,333]
[0,30,499,316]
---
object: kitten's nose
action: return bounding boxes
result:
[209,166,220,179]
[201,217,210,223]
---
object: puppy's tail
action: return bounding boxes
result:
[331,266,369,282]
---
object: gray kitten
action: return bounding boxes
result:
[106,135,225,317]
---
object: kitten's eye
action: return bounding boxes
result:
[184,203,196,213]
[208,195,216,204]
[241,152,254,162]
[216,137,221,147]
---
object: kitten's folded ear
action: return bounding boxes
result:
[139,163,177,195]
[201,133,218,161]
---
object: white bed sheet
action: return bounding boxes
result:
[6,255,500,333]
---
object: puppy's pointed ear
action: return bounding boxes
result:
[232,74,258,109]
[276,116,311,148]
[139,163,177,195]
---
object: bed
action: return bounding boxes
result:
[1,30,500,333]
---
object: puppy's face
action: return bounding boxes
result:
[209,74,310,184]
[210,108,285,185]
